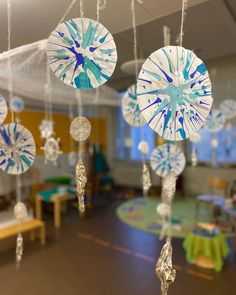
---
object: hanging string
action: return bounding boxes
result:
[176,0,188,47]
[47,69,53,124]
[227,81,231,99]
[96,0,107,22]
[7,0,24,268]
[69,102,75,152]
[76,90,83,161]
[131,0,139,80]
[80,0,85,18]
[7,0,14,123]
[58,0,78,24]
[163,26,171,47]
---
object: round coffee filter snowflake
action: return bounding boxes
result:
[47,18,117,89]
[150,143,186,177]
[0,123,36,174]
[137,46,213,141]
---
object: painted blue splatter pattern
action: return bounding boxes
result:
[137,46,213,141]
[205,109,225,132]
[0,123,36,174]
[0,95,8,125]
[150,144,186,177]
[219,99,236,120]
[47,18,117,89]
[122,84,146,127]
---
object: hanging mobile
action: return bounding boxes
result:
[70,115,91,213]
[14,199,28,268]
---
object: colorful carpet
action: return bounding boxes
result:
[116,197,233,239]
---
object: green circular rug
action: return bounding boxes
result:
[116,197,233,239]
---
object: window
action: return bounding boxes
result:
[191,126,236,163]
[116,107,155,161]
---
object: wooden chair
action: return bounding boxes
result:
[208,177,228,195]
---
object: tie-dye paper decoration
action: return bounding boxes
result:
[10,96,25,113]
[219,99,236,119]
[122,84,146,127]
[0,123,36,174]
[0,95,8,125]
[150,144,186,177]
[205,109,225,132]
[137,46,212,141]
[47,18,117,89]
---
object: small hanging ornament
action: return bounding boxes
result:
[39,119,53,139]
[0,123,36,174]
[122,84,146,127]
[155,239,176,295]
[75,160,87,214]
[10,96,25,113]
[137,46,213,141]
[156,203,171,217]
[14,202,28,221]
[191,148,198,167]
[138,140,149,156]
[41,137,62,165]
[0,95,8,125]
[211,136,218,167]
[47,18,117,89]
[16,233,23,268]
[70,116,91,142]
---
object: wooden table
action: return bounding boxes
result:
[35,192,75,228]
[0,219,45,246]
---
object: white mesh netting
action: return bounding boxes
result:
[0,39,119,106]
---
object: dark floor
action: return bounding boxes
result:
[0,201,235,295]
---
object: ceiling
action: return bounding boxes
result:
[0,0,236,104]
[0,0,207,52]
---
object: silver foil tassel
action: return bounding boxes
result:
[155,239,176,295]
[142,162,151,196]
[76,160,87,213]
[16,233,23,268]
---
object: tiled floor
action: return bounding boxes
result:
[0,201,235,295]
